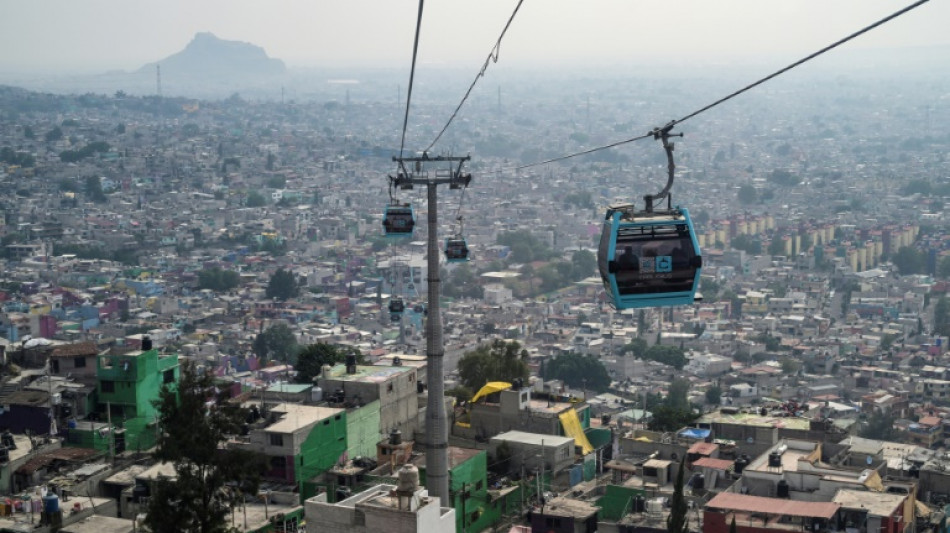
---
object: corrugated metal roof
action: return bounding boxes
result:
[706,493,839,519]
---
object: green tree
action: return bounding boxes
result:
[705,385,723,405]
[197,267,241,292]
[737,184,757,204]
[859,411,900,441]
[252,323,298,363]
[936,296,950,337]
[668,456,689,533]
[893,246,925,275]
[570,250,597,281]
[939,256,950,279]
[246,191,267,207]
[84,175,107,203]
[730,234,762,255]
[540,353,611,394]
[457,339,530,391]
[621,338,648,358]
[294,343,364,383]
[768,236,787,257]
[45,126,63,142]
[145,361,266,533]
[266,268,299,300]
[666,378,691,411]
[641,345,688,370]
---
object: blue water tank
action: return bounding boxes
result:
[43,493,58,514]
[67,420,77,430]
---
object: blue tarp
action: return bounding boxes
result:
[678,428,711,440]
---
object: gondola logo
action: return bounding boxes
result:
[642,257,655,272]
[656,256,672,273]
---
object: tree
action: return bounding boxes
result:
[621,338,648,358]
[295,343,364,383]
[859,411,900,441]
[935,296,950,337]
[84,175,107,203]
[144,361,266,533]
[641,345,687,370]
[666,378,691,411]
[737,184,757,204]
[668,456,689,533]
[197,267,240,292]
[705,385,723,405]
[570,250,596,281]
[266,268,299,300]
[246,191,267,207]
[541,353,611,394]
[893,246,925,275]
[45,126,63,142]
[252,323,298,363]
[768,236,787,257]
[457,339,530,391]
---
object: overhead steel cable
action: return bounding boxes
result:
[425,0,526,153]
[398,0,426,159]
[512,0,930,172]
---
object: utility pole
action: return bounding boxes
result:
[391,154,471,506]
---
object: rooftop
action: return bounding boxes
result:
[697,410,812,430]
[706,492,839,519]
[320,364,413,384]
[491,430,574,448]
[267,403,343,433]
[833,488,905,517]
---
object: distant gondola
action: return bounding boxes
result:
[444,237,469,263]
[383,204,415,237]
[389,297,405,321]
[597,205,702,309]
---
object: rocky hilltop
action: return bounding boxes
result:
[138,32,286,80]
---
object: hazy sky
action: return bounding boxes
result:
[1,0,947,73]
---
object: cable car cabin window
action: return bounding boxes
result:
[611,225,697,294]
[383,207,414,235]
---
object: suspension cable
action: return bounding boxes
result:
[425,0,526,153]
[511,0,930,172]
[398,0,426,159]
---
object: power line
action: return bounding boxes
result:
[425,0,526,153]
[398,0,426,159]
[510,0,931,172]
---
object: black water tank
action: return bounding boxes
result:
[0,447,9,463]
[142,335,152,351]
[2,431,15,449]
[768,452,782,468]
[633,495,645,513]
[777,479,790,498]
[734,456,748,474]
[694,473,705,490]
[910,464,920,478]
[345,354,357,374]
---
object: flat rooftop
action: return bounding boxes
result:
[698,411,811,430]
[320,364,413,384]
[491,430,574,448]
[267,403,343,433]
[833,489,905,517]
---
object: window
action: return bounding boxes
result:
[163,369,175,384]
[101,381,115,393]
[269,433,284,446]
[475,480,483,491]
[387,383,394,394]
[100,357,113,369]
[74,357,86,368]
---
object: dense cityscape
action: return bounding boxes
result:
[0,9,949,533]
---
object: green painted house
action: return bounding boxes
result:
[233,403,347,502]
[95,347,179,452]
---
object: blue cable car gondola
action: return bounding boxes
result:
[597,122,702,309]
[383,204,415,237]
[389,297,405,321]
[598,205,702,309]
[444,237,469,263]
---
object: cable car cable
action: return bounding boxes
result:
[511,0,930,172]
[398,0,426,160]
[425,0,526,153]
